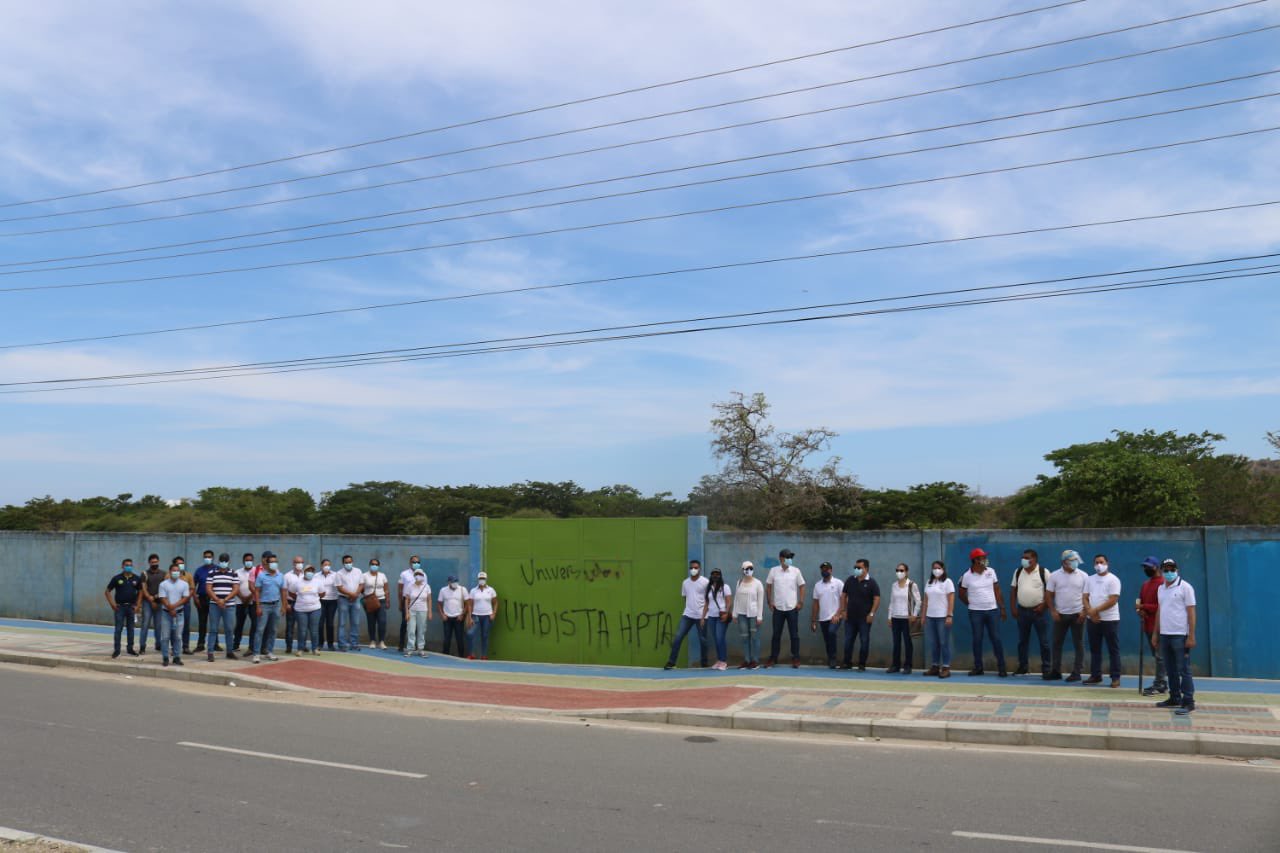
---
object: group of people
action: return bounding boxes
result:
[103,550,500,666]
[664,547,1199,715]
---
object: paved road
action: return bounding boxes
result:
[1,667,1277,852]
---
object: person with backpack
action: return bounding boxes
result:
[1009,548,1051,677]
[699,568,733,670]
[922,561,955,678]
[886,563,921,674]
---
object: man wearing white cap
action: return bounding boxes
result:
[467,571,499,660]
[1046,549,1088,681]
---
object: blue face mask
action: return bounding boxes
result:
[218,561,229,569]
[852,567,864,578]
[411,562,421,570]
[304,571,315,580]
[1163,570,1178,582]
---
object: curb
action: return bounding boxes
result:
[0,823,126,853]
[0,651,301,694]
[586,708,1280,759]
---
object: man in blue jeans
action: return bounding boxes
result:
[663,560,710,670]
[252,556,287,664]
[335,555,364,652]
[1153,559,1197,715]
[838,558,879,672]
[103,558,143,659]
[958,548,1008,677]
[765,549,806,669]
[1008,548,1051,676]
[157,564,191,667]
[138,555,164,654]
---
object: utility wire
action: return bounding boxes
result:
[7,33,1273,239]
[1,2,1265,225]
[6,89,1274,270]
[0,1,1088,209]
[5,263,1274,392]
[3,126,1274,293]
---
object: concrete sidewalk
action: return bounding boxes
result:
[3,618,1278,759]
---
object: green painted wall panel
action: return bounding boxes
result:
[486,517,685,665]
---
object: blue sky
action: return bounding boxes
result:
[1,0,1278,505]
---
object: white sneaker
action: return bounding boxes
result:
[294,651,302,657]
[252,655,261,664]
[267,654,279,661]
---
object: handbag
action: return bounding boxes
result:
[908,582,924,638]
[362,573,383,613]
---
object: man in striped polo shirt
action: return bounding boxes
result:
[205,553,241,663]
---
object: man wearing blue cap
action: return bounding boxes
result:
[437,575,469,657]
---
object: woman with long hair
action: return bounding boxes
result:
[700,569,733,671]
[923,560,955,678]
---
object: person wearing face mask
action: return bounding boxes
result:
[663,560,710,670]
[958,548,1007,677]
[232,553,259,654]
[138,554,165,655]
[192,550,216,654]
[173,557,196,655]
[700,569,733,670]
[1136,556,1168,695]
[204,553,240,662]
[838,558,879,672]
[291,565,323,656]
[438,575,470,657]
[1045,549,1088,682]
[886,563,921,675]
[283,557,306,654]
[251,554,287,664]
[157,561,191,667]
[765,549,806,669]
[732,562,765,669]
[317,560,339,651]
[1009,548,1050,677]
[1083,554,1122,688]
[810,562,844,669]
[335,555,364,652]
[363,559,389,649]
[466,572,499,660]
[398,556,425,654]
[1153,559,1197,715]
[104,558,143,659]
[922,561,955,677]
[403,567,433,657]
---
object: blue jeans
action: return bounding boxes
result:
[842,617,871,667]
[365,602,388,644]
[737,615,761,663]
[469,614,493,658]
[709,616,729,663]
[1016,607,1051,673]
[139,601,162,650]
[160,609,184,660]
[666,615,708,667]
[819,619,839,665]
[295,609,320,652]
[112,603,136,653]
[206,603,236,653]
[969,608,1006,672]
[1159,634,1194,702]
[1088,619,1121,681]
[253,603,281,656]
[337,598,362,650]
[285,607,299,651]
[926,616,951,668]
[770,608,801,662]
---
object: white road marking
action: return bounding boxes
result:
[177,741,427,778]
[952,831,1200,852]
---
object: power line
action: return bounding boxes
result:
[0,1,1088,209]
[2,3,1265,225]
[5,262,1274,392]
[7,89,1274,271]
[3,126,1273,293]
[7,32,1272,239]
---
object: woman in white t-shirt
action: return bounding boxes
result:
[732,562,765,669]
[362,560,389,649]
[699,569,733,671]
[402,568,433,657]
[922,560,955,678]
[886,563,922,675]
[292,566,323,656]
[467,572,499,660]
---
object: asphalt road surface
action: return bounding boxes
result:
[0,666,1277,852]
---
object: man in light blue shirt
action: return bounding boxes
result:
[252,556,288,663]
[157,566,191,667]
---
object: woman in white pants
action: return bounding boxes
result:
[403,568,433,657]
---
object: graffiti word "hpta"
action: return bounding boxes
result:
[517,560,625,587]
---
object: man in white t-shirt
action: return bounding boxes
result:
[1045,549,1088,681]
[765,548,806,669]
[335,556,364,652]
[1083,553,1122,688]
[958,548,1007,677]
[1009,548,1050,677]
[810,561,844,669]
[1153,559,1197,715]
[317,560,339,651]
[467,572,499,660]
[283,557,306,654]
[437,575,469,657]
[664,560,710,670]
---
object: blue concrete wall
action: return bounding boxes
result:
[3,524,1276,677]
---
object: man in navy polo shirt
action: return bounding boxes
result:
[103,558,143,659]
[193,549,216,653]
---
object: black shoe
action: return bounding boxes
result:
[1044,672,1062,681]
[886,666,901,674]
[1084,675,1103,684]
[1142,683,1168,696]
[127,650,139,657]
[226,651,239,660]
[1155,697,1181,708]
[174,658,184,666]
[967,669,984,676]
[827,663,838,669]
[207,654,215,662]
[997,670,1009,678]
[213,645,223,652]
[162,658,170,667]
[182,647,192,655]
[837,663,853,670]
[1065,673,1082,682]
[856,665,866,672]
[111,651,120,659]
[194,644,205,652]
[662,663,675,670]
[140,646,147,654]
[1175,701,1196,715]
[903,668,912,675]
[1013,667,1029,676]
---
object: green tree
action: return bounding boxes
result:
[860,482,980,530]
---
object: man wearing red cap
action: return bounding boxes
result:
[958,547,1007,677]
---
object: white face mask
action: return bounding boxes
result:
[1095,563,1109,574]
[743,568,753,577]
[895,570,907,579]
[1020,558,1030,569]
[478,579,487,587]
[932,568,944,578]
